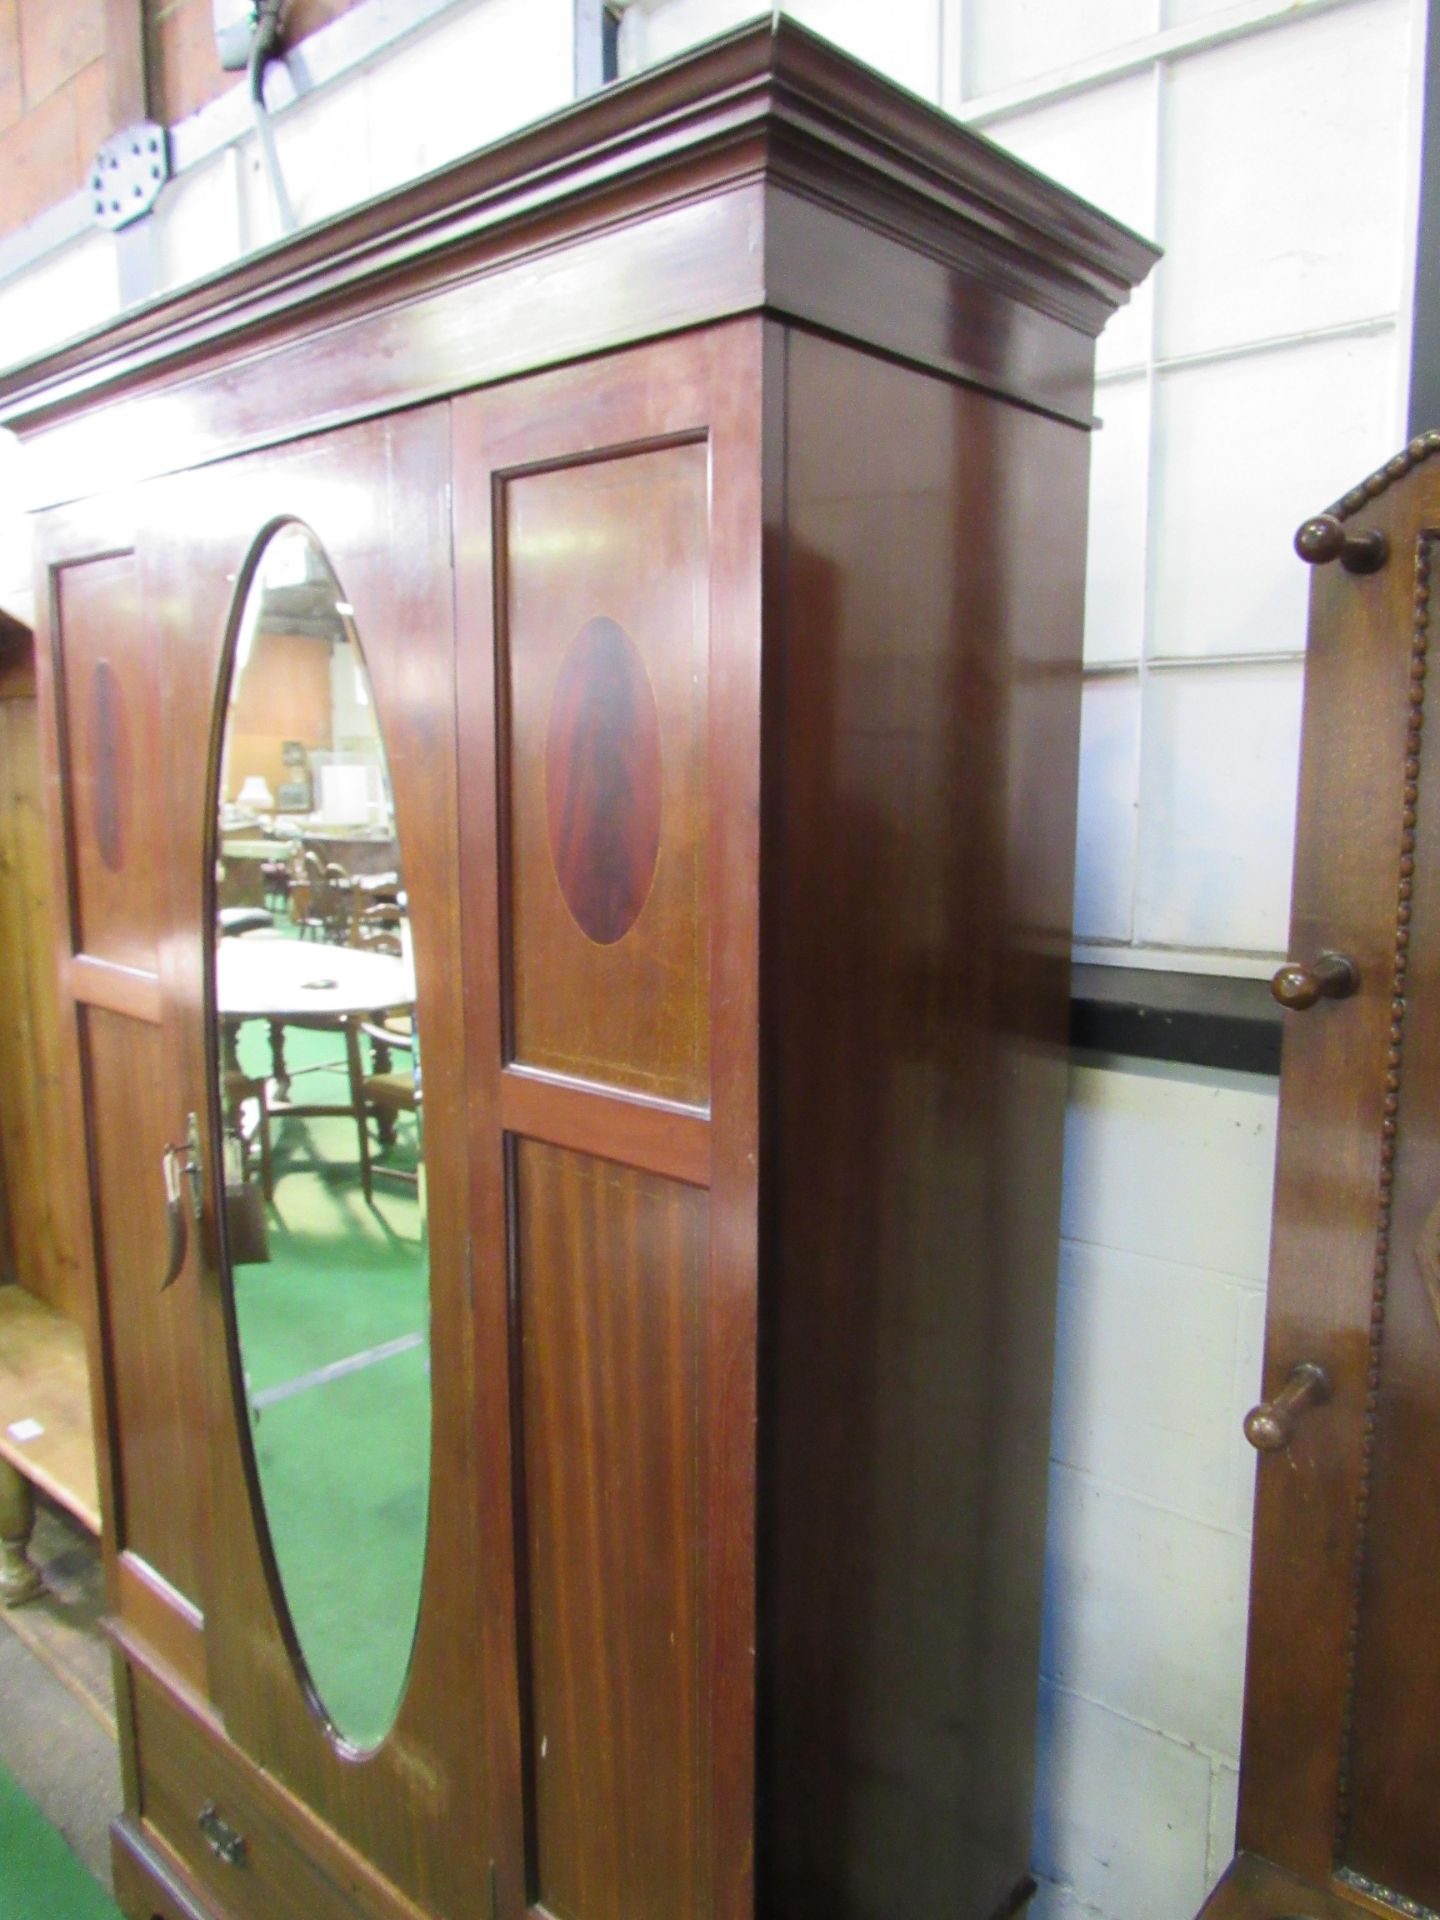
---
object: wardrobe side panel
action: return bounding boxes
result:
[761,329,1090,1920]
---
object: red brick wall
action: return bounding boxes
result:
[0,0,109,232]
[0,0,369,237]
[150,0,364,125]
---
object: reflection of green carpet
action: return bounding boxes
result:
[0,1758,121,1919]
[227,1015,431,1753]
[250,1348,430,1751]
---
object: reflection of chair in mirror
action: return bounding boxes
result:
[288,851,351,942]
[220,1025,274,1204]
[321,863,352,942]
[345,1013,419,1204]
[217,914,285,1156]
[353,902,403,954]
[260,858,290,911]
[351,910,413,1067]
[288,851,327,940]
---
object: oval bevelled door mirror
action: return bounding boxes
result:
[210,522,429,1753]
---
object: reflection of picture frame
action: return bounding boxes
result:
[281,739,307,766]
[276,779,312,811]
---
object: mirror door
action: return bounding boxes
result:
[147,407,519,1919]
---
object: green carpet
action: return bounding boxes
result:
[0,1758,120,1920]
[227,1005,431,1753]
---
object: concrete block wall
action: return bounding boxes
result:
[1036,1059,1277,1917]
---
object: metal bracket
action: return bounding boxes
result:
[215,0,260,71]
[88,122,171,232]
[574,0,622,96]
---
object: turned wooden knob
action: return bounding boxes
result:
[1271,952,1358,1011]
[1294,513,1389,575]
[1244,1362,1332,1452]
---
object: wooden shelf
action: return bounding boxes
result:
[0,1285,99,1535]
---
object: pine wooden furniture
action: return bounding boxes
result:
[0,1285,101,1598]
[1202,436,1440,1920]
[0,612,98,1602]
[0,24,1154,1920]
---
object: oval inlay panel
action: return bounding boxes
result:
[545,616,662,946]
[88,658,132,874]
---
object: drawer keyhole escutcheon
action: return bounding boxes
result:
[197,1801,247,1867]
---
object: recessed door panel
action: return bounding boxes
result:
[515,1140,709,1920]
[501,442,711,1107]
[82,1004,205,1604]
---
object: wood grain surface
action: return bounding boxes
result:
[758,329,1089,1920]
[1206,447,1440,1918]
[81,1004,205,1602]
[54,552,159,974]
[141,408,504,1920]
[502,438,711,1106]
[545,615,664,947]
[0,650,87,1318]
[516,1141,709,1920]
[455,324,765,1920]
[0,30,1156,1920]
[0,1284,99,1529]
[0,21,1156,510]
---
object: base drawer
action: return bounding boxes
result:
[113,1815,225,1920]
[130,1669,368,1920]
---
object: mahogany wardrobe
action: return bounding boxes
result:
[0,24,1153,1920]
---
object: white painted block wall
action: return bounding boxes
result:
[0,1,1423,1914]
[1035,1060,1276,1917]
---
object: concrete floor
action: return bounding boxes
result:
[0,1496,119,1892]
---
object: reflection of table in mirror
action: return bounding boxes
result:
[217,938,413,1019]
[215,938,415,1109]
[218,844,272,908]
[219,834,292,910]
[219,836,281,859]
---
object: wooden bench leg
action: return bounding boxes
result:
[0,1458,43,1605]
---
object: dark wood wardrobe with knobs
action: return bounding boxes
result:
[1202,437,1440,1920]
[0,23,1155,1920]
